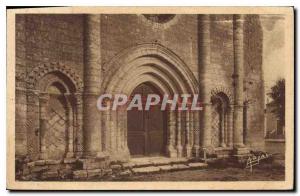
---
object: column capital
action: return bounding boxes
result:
[39,92,50,104]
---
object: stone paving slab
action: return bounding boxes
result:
[132,166,160,174]
[172,164,189,170]
[131,160,153,167]
[122,162,135,169]
[158,165,174,171]
[151,159,172,166]
[119,169,132,176]
[188,162,207,168]
[87,169,102,178]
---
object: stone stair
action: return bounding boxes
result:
[18,156,208,180]
[109,157,208,177]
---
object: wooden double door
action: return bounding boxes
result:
[127,83,167,157]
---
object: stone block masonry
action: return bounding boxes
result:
[15,14,265,180]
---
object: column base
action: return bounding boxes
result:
[39,152,46,160]
[185,146,192,158]
[233,146,250,155]
[66,152,74,158]
[192,145,200,157]
[176,145,183,158]
[220,143,227,148]
[96,151,108,158]
[75,151,83,158]
[83,151,101,158]
[166,145,177,158]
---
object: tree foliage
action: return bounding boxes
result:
[267,78,285,126]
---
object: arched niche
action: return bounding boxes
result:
[27,63,83,160]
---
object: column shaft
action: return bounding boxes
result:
[185,111,192,157]
[167,110,176,157]
[233,14,245,147]
[75,93,83,157]
[227,106,234,147]
[83,15,102,157]
[220,107,226,147]
[192,111,200,157]
[15,88,28,156]
[66,101,74,158]
[176,111,183,157]
[198,15,212,149]
[39,93,49,159]
[201,103,212,147]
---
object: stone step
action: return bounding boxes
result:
[121,157,190,169]
[130,162,208,175]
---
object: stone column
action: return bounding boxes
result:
[176,110,183,157]
[185,111,192,157]
[66,97,74,158]
[192,111,200,157]
[167,110,177,157]
[227,106,234,147]
[26,90,40,159]
[83,15,103,157]
[39,92,49,160]
[122,109,130,159]
[102,110,110,152]
[15,88,27,157]
[116,107,129,160]
[220,107,226,147]
[198,15,212,149]
[233,14,245,148]
[189,111,194,152]
[75,93,83,158]
[201,103,212,147]
[15,15,27,157]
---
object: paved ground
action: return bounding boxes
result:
[110,161,285,181]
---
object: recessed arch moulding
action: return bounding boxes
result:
[101,43,201,160]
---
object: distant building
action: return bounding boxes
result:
[265,102,285,139]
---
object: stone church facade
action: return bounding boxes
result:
[15,14,265,167]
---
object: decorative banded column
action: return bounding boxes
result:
[75,93,83,158]
[83,15,103,157]
[192,111,200,157]
[198,15,212,150]
[167,110,177,157]
[233,15,245,148]
[39,92,50,159]
[176,110,183,157]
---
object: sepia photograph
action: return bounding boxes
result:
[6,6,294,190]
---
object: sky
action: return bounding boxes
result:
[260,15,286,103]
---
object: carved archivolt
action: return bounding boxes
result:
[26,62,83,92]
[210,86,234,104]
[102,43,199,96]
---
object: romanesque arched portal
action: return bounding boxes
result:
[102,43,200,160]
